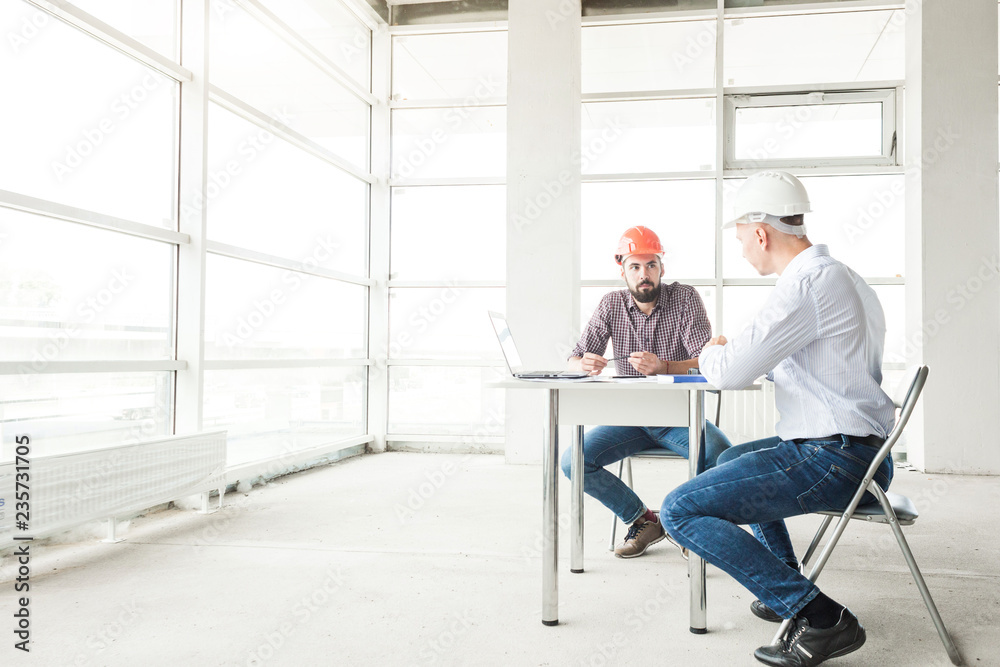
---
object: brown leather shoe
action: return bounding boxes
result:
[614,517,666,558]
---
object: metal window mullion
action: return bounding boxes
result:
[26,0,192,82]
[582,89,716,104]
[389,97,507,110]
[205,241,374,286]
[715,0,726,334]
[0,360,187,376]
[337,0,386,31]
[388,280,505,288]
[723,164,904,177]
[725,80,904,97]
[234,0,376,106]
[0,189,189,245]
[209,86,375,185]
[389,176,506,187]
[203,358,371,371]
[583,171,717,183]
[723,1,903,19]
[385,359,504,367]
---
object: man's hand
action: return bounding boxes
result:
[628,351,665,376]
[705,335,728,348]
[579,353,610,375]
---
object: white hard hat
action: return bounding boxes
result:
[723,171,812,236]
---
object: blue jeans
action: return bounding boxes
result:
[660,435,893,619]
[560,422,732,524]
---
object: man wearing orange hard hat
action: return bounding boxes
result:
[560,225,732,560]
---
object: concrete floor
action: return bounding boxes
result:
[0,452,997,667]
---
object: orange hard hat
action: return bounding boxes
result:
[615,226,663,264]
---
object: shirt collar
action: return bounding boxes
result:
[777,244,829,285]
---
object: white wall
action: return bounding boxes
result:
[905,0,1000,474]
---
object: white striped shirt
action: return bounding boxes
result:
[699,245,895,440]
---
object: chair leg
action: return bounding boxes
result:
[800,515,834,570]
[609,459,625,551]
[871,489,964,665]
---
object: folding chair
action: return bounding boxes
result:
[608,390,722,551]
[771,365,963,666]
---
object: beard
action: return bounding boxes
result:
[629,280,660,303]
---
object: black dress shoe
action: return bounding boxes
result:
[751,599,784,623]
[754,608,866,666]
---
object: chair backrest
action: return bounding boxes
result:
[838,365,928,516]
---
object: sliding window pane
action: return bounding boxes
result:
[0,7,177,228]
[67,0,179,60]
[583,21,716,93]
[873,285,904,364]
[393,32,506,101]
[734,103,884,161]
[210,4,369,169]
[582,180,715,281]
[0,209,174,362]
[206,104,368,276]
[388,288,505,360]
[205,367,366,467]
[258,0,371,89]
[721,286,770,339]
[388,366,504,436]
[724,11,903,87]
[582,99,715,174]
[391,186,505,281]
[392,107,506,179]
[0,372,171,457]
[204,255,366,360]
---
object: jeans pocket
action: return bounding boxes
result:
[797,464,863,514]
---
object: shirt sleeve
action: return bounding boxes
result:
[680,287,712,359]
[569,296,612,359]
[699,276,819,389]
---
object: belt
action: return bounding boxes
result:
[791,433,885,449]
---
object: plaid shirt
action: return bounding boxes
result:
[570,283,712,376]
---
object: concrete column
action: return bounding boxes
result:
[905,0,1000,473]
[175,0,210,436]
[505,0,582,464]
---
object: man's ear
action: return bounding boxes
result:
[755,226,768,250]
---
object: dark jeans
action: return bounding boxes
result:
[560,422,731,524]
[660,435,893,618]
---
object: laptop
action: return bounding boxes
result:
[489,311,589,379]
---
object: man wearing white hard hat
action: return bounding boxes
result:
[660,171,895,666]
[561,226,731,561]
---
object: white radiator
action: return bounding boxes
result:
[0,431,226,548]
[718,381,778,443]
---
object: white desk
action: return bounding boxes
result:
[494,377,758,633]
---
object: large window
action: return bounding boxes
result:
[0,0,373,470]
[387,31,508,450]
[579,6,906,396]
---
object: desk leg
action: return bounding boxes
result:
[570,424,584,574]
[542,388,559,626]
[689,389,707,634]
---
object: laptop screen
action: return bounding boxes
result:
[488,311,523,374]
